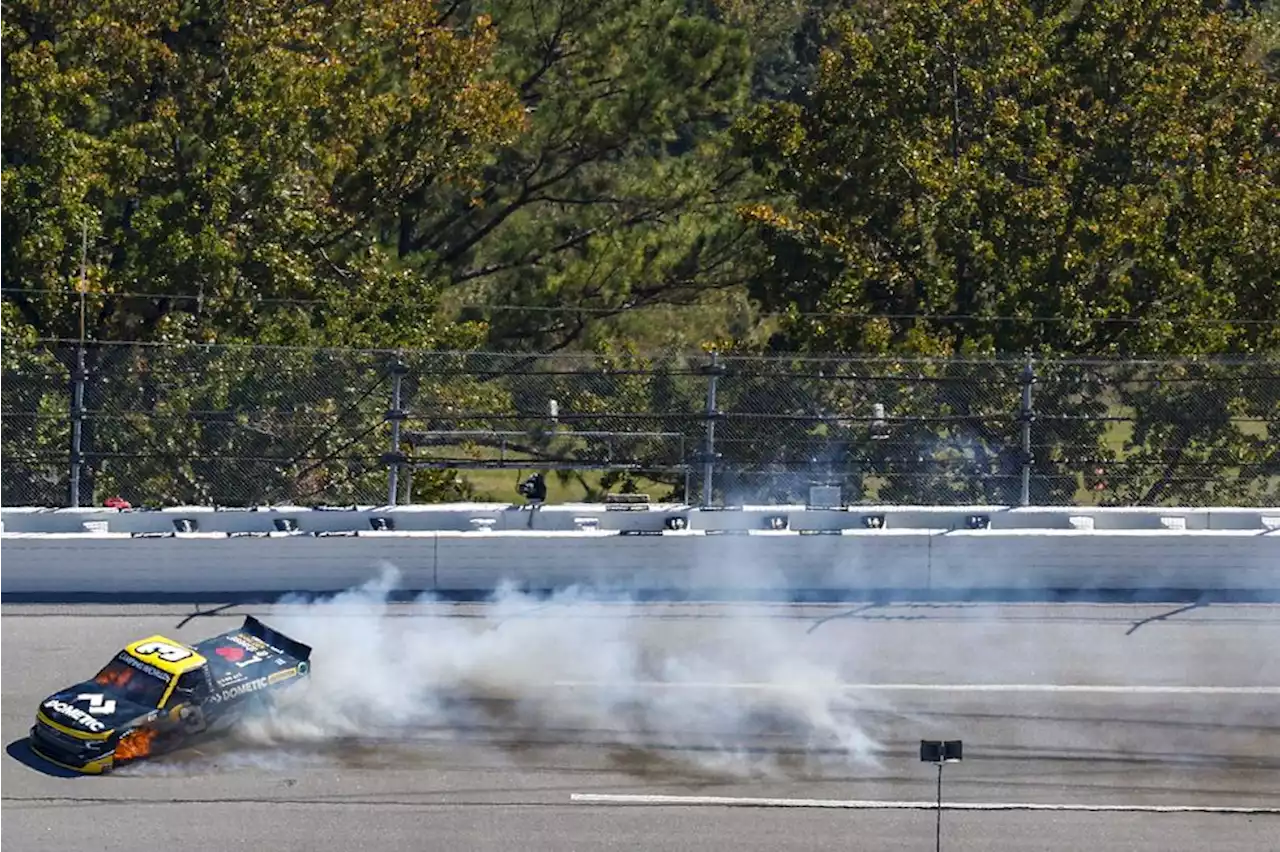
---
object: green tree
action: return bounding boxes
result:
[2,0,522,348]
[739,0,1280,358]
[409,0,766,353]
[734,0,1280,504]
[2,0,525,505]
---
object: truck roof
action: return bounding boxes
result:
[122,636,207,677]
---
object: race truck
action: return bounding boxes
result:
[29,616,311,774]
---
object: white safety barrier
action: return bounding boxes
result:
[3,503,1280,535]
[2,504,1278,597]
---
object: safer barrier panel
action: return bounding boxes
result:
[3,528,1277,600]
[0,534,436,596]
[431,530,933,593]
[927,530,1280,592]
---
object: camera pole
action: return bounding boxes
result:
[935,761,943,852]
[920,739,962,852]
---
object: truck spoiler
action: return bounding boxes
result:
[242,615,312,662]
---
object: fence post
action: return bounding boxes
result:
[68,346,87,508]
[701,352,723,507]
[385,358,409,506]
[1019,357,1035,507]
[682,432,692,505]
[0,332,3,532]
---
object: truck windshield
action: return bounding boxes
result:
[93,658,171,708]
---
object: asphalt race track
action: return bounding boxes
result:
[4,600,1279,851]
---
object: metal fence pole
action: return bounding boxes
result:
[1019,357,1035,507]
[0,330,3,524]
[68,346,86,508]
[701,352,722,507]
[682,434,691,505]
[385,359,408,506]
[70,219,89,508]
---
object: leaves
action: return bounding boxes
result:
[406,0,765,353]
[734,0,1280,504]
[740,0,1280,358]
[2,0,522,346]
[3,0,1278,506]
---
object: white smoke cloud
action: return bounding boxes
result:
[230,563,882,777]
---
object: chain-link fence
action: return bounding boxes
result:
[3,340,1278,508]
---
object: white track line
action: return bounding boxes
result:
[570,794,1280,814]
[550,681,1280,695]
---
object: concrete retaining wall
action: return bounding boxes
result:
[3,503,1278,600]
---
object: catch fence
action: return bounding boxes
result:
[3,341,1277,508]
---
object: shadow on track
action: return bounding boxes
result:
[6,737,85,778]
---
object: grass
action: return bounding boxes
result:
[410,437,685,503]
[414,411,1276,506]
[458,468,684,503]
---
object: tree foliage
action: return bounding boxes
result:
[3,0,523,503]
[739,0,1280,357]
[3,0,522,348]
[3,0,1277,507]
[414,0,765,353]
[732,0,1280,506]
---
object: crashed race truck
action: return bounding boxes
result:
[30,616,311,773]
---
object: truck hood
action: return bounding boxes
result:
[39,682,155,736]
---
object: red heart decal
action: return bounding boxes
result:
[216,646,245,661]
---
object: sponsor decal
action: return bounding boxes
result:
[267,668,297,685]
[223,635,272,668]
[42,699,108,732]
[118,653,172,682]
[227,634,265,652]
[76,693,117,716]
[134,640,193,663]
[208,676,270,703]
[215,646,246,662]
